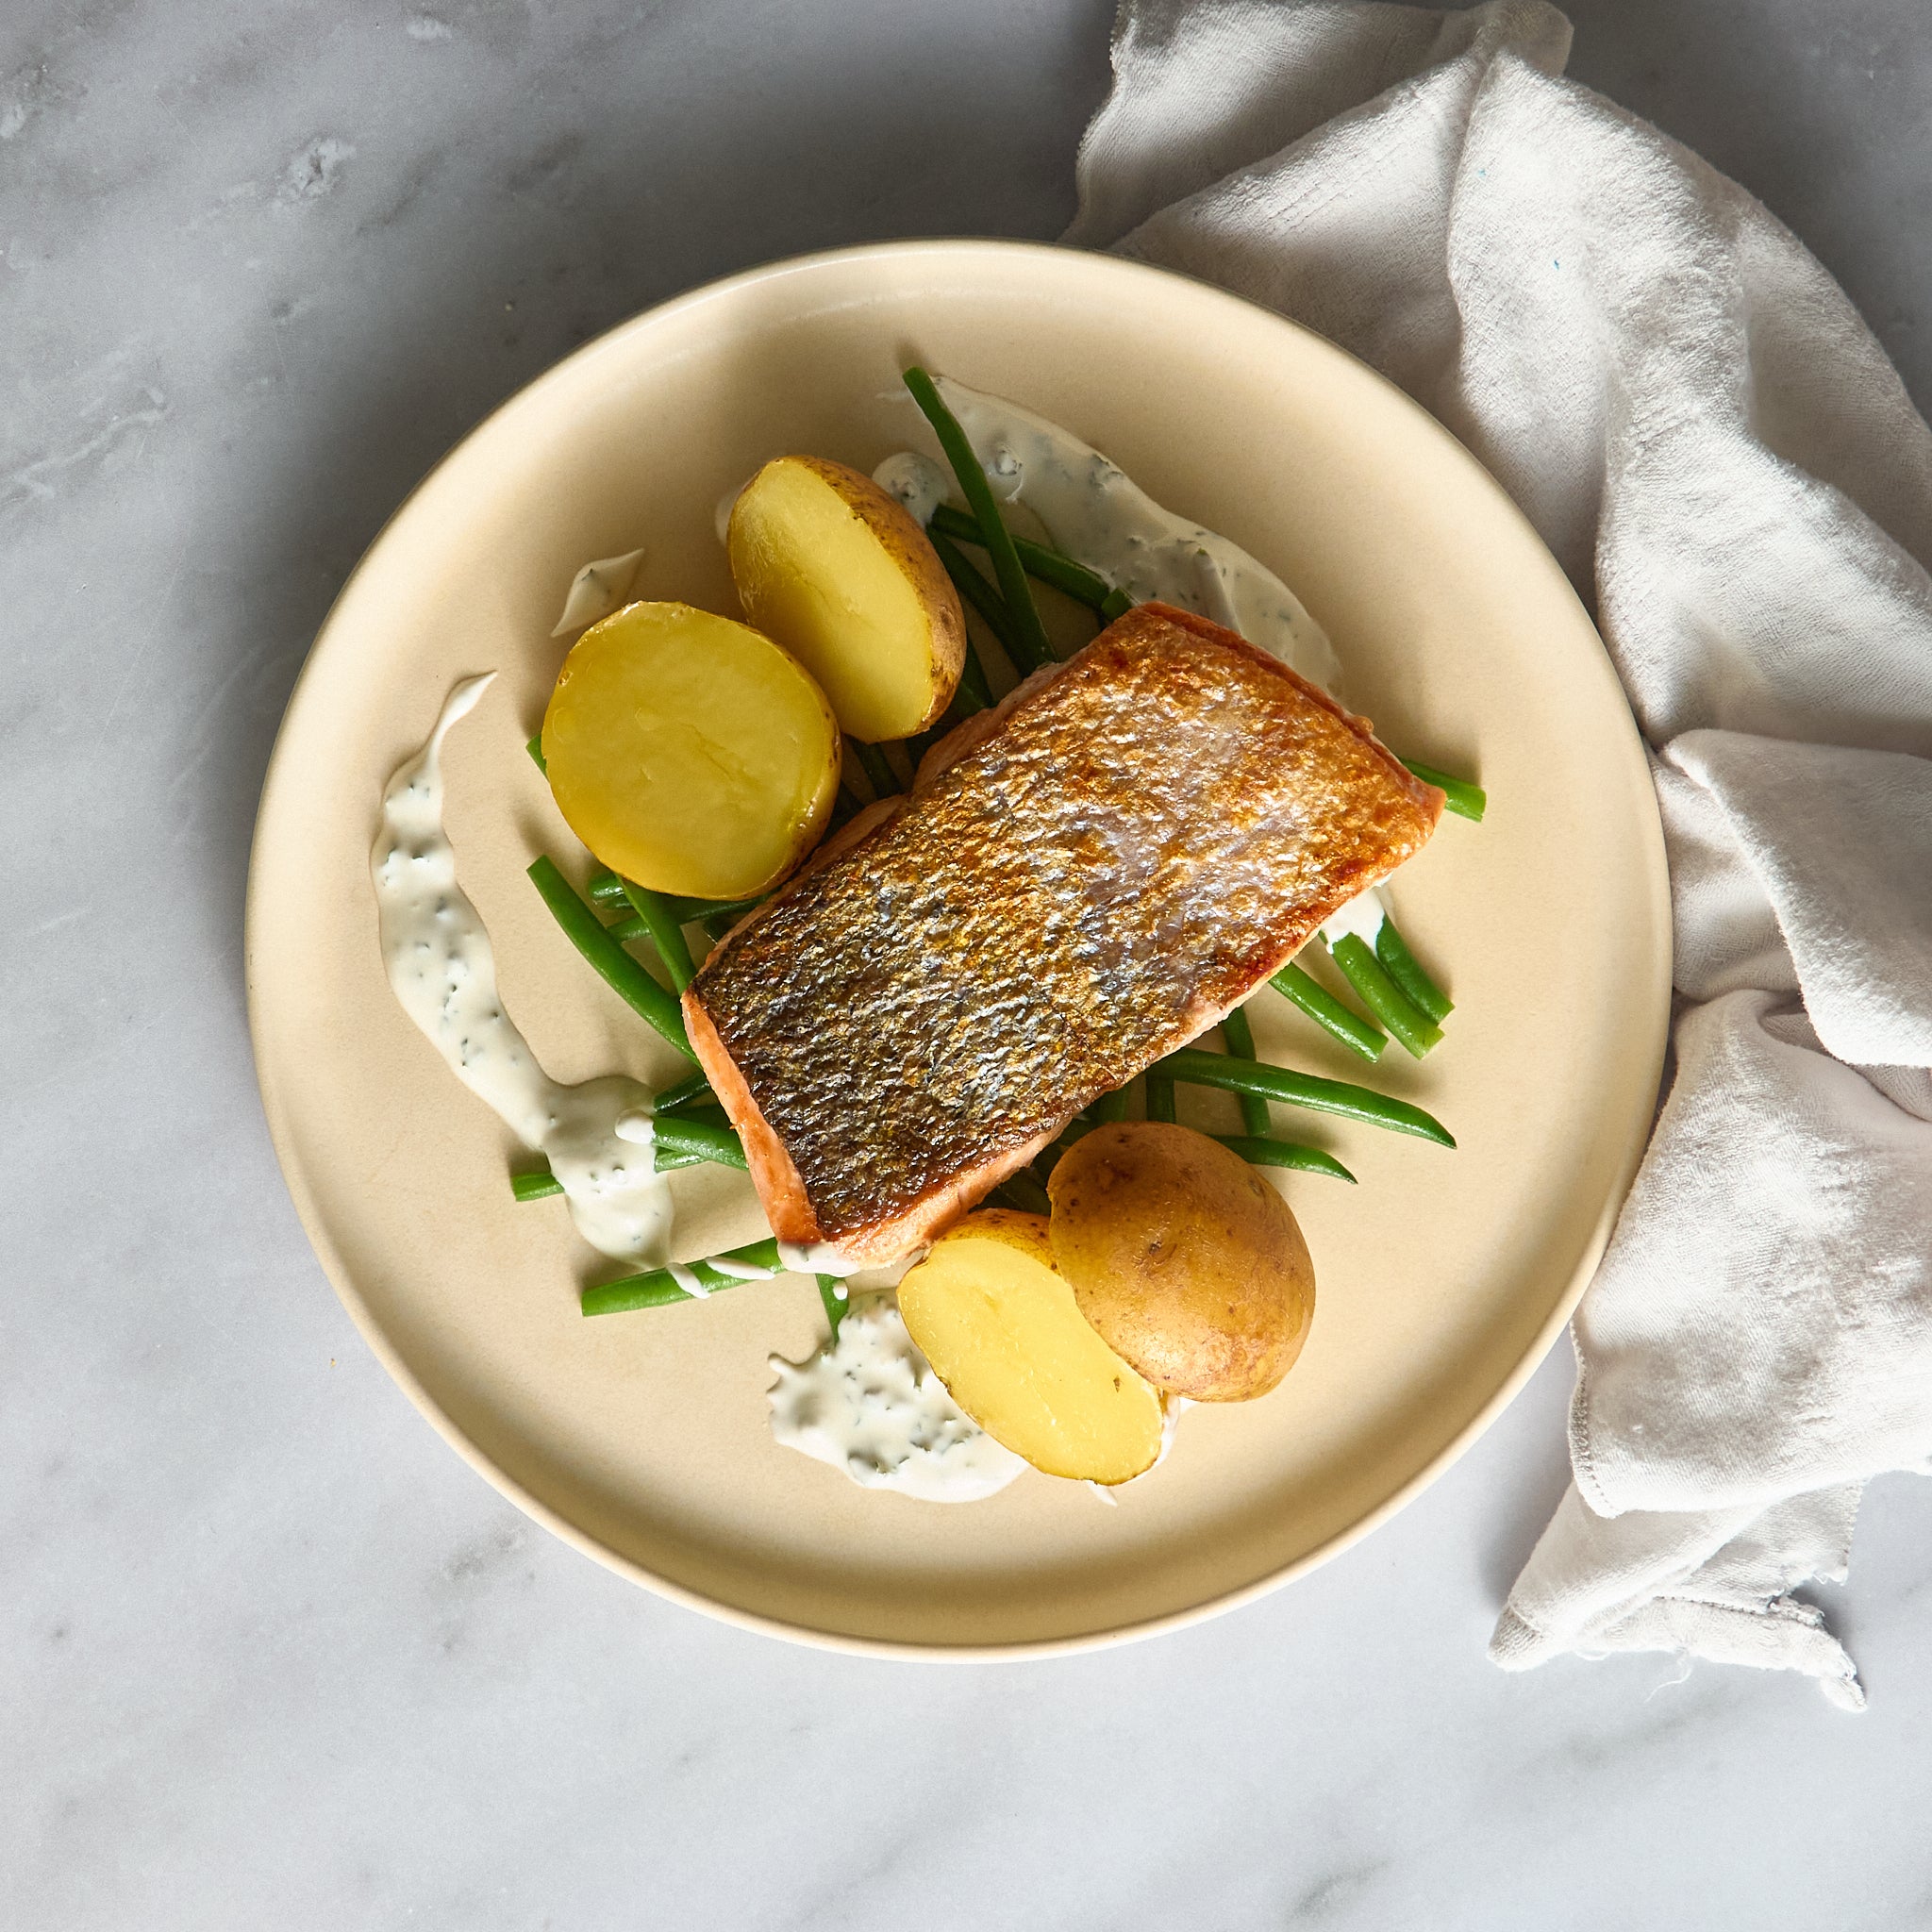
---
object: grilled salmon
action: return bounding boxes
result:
[683,602,1442,1265]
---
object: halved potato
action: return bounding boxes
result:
[541,600,839,900]
[1048,1123,1315,1403]
[727,455,965,742]
[895,1210,1164,1484]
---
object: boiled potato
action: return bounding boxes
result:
[727,455,965,743]
[1048,1123,1315,1403]
[541,600,839,900]
[896,1209,1164,1484]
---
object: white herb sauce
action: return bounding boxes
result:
[769,1296,1025,1503]
[1318,893,1390,950]
[550,549,644,637]
[872,450,951,528]
[372,675,673,1266]
[776,1239,866,1279]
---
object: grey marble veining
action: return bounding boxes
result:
[6,3,1932,1927]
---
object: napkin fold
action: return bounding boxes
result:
[1071,0,1932,1706]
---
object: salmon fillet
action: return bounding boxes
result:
[682,602,1442,1265]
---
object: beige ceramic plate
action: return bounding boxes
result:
[248,241,1668,1655]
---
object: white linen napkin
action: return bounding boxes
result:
[1069,0,1932,1707]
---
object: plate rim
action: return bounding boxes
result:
[245,236,1671,1658]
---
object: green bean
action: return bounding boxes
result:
[905,367,1056,673]
[929,529,1033,672]
[527,858,696,1060]
[664,1138,714,1169]
[651,1068,714,1113]
[621,880,696,993]
[605,901,734,950]
[927,503,1114,612]
[1402,758,1486,823]
[818,1275,849,1342]
[1034,1115,1097,1182]
[879,740,918,791]
[1269,962,1386,1062]
[664,891,763,925]
[583,1238,783,1316]
[653,1115,747,1170]
[1100,589,1134,623]
[595,878,750,934]
[526,733,547,774]
[1328,935,1443,1059]
[1144,1072,1176,1123]
[907,688,977,770]
[1376,918,1453,1024]
[991,1170,1053,1215]
[1216,1008,1273,1136]
[851,738,900,801]
[1211,1136,1357,1183]
[1087,1086,1132,1124]
[955,633,994,710]
[1159,1048,1455,1146]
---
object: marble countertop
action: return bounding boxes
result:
[7,2,1930,1924]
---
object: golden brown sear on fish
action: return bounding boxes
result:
[682,602,1442,1264]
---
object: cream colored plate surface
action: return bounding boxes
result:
[246,242,1669,1655]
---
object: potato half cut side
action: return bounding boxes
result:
[895,1210,1164,1484]
[727,455,966,743]
[1049,1123,1316,1403]
[541,600,840,900]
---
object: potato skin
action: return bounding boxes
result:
[945,1205,1057,1268]
[1048,1123,1315,1402]
[730,456,966,739]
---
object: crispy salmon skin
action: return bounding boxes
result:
[684,602,1441,1263]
